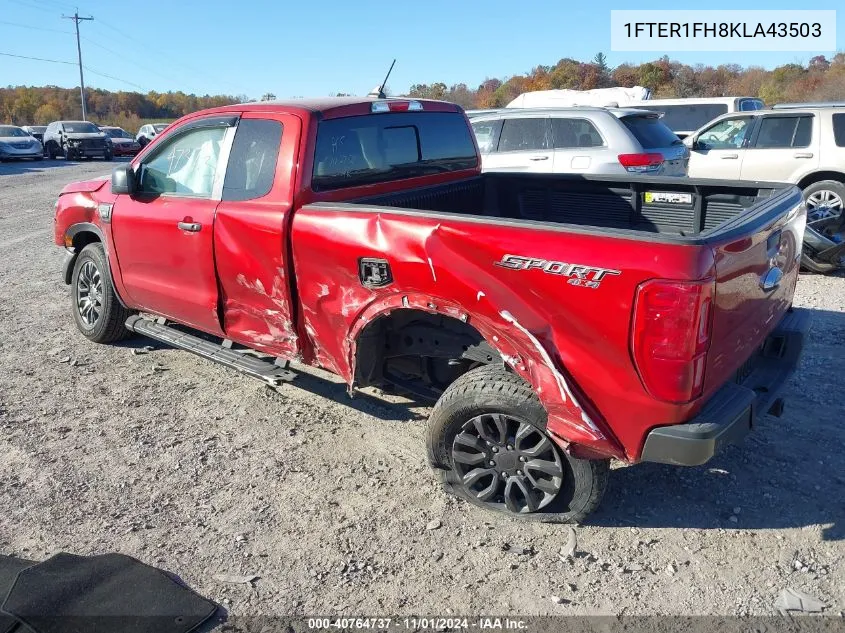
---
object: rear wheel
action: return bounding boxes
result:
[71,243,134,343]
[803,180,845,221]
[427,364,609,523]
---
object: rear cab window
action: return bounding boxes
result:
[312,112,477,191]
[621,115,681,149]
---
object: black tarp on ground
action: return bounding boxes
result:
[0,552,217,633]
[0,556,35,633]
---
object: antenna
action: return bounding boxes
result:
[368,59,396,99]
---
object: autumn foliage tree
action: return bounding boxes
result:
[4,53,845,129]
[404,53,845,108]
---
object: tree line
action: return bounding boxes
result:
[0,86,241,130]
[407,53,845,108]
[3,53,844,132]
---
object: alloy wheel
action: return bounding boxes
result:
[806,189,843,221]
[76,260,103,327]
[451,413,564,514]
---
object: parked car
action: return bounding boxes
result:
[628,96,765,139]
[99,126,142,157]
[0,125,44,161]
[470,107,688,176]
[685,104,845,272]
[135,123,169,148]
[21,125,47,143]
[43,121,112,161]
[53,97,808,523]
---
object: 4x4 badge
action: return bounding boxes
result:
[359,258,393,288]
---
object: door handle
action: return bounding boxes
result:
[720,154,739,159]
[177,221,202,232]
[528,156,549,161]
[793,152,814,158]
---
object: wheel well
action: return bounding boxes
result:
[796,171,845,191]
[354,309,501,402]
[72,230,101,252]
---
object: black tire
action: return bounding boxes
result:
[71,243,134,344]
[427,364,609,524]
[803,180,845,221]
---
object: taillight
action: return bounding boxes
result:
[631,278,715,404]
[371,100,423,113]
[618,152,663,174]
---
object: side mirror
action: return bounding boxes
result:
[111,164,136,195]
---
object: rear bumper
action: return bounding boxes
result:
[640,308,810,466]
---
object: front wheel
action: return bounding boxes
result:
[71,243,134,343]
[426,364,609,523]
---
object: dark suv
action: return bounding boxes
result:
[43,121,112,161]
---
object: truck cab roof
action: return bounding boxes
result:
[208,97,464,119]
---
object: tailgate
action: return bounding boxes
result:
[703,187,806,395]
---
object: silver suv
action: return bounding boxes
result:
[469,107,688,176]
[686,104,845,220]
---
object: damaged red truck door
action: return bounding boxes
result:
[54,97,810,524]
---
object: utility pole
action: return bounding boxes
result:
[63,11,94,120]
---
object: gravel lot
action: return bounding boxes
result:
[1,160,843,618]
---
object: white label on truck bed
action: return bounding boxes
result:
[645,191,693,205]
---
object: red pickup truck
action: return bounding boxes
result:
[53,97,810,523]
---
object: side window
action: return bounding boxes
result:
[552,118,603,148]
[696,117,753,150]
[222,119,283,202]
[471,119,502,154]
[138,126,227,197]
[498,118,549,152]
[833,114,845,147]
[754,116,812,149]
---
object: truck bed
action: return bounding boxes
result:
[346,173,795,242]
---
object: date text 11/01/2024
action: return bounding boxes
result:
[307,617,528,630]
[622,22,822,38]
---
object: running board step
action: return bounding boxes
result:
[125,316,296,386]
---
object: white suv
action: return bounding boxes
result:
[470,107,688,176]
[685,104,845,219]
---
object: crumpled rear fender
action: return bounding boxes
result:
[344,293,625,461]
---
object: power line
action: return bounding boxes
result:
[0,19,73,34]
[8,0,56,14]
[0,50,75,65]
[63,11,94,120]
[83,66,144,91]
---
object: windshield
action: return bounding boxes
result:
[28,126,47,133]
[153,124,169,133]
[105,128,132,139]
[0,126,30,138]
[312,112,478,191]
[621,115,682,149]
[633,104,728,133]
[63,122,100,134]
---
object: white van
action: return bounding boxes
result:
[629,97,765,139]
